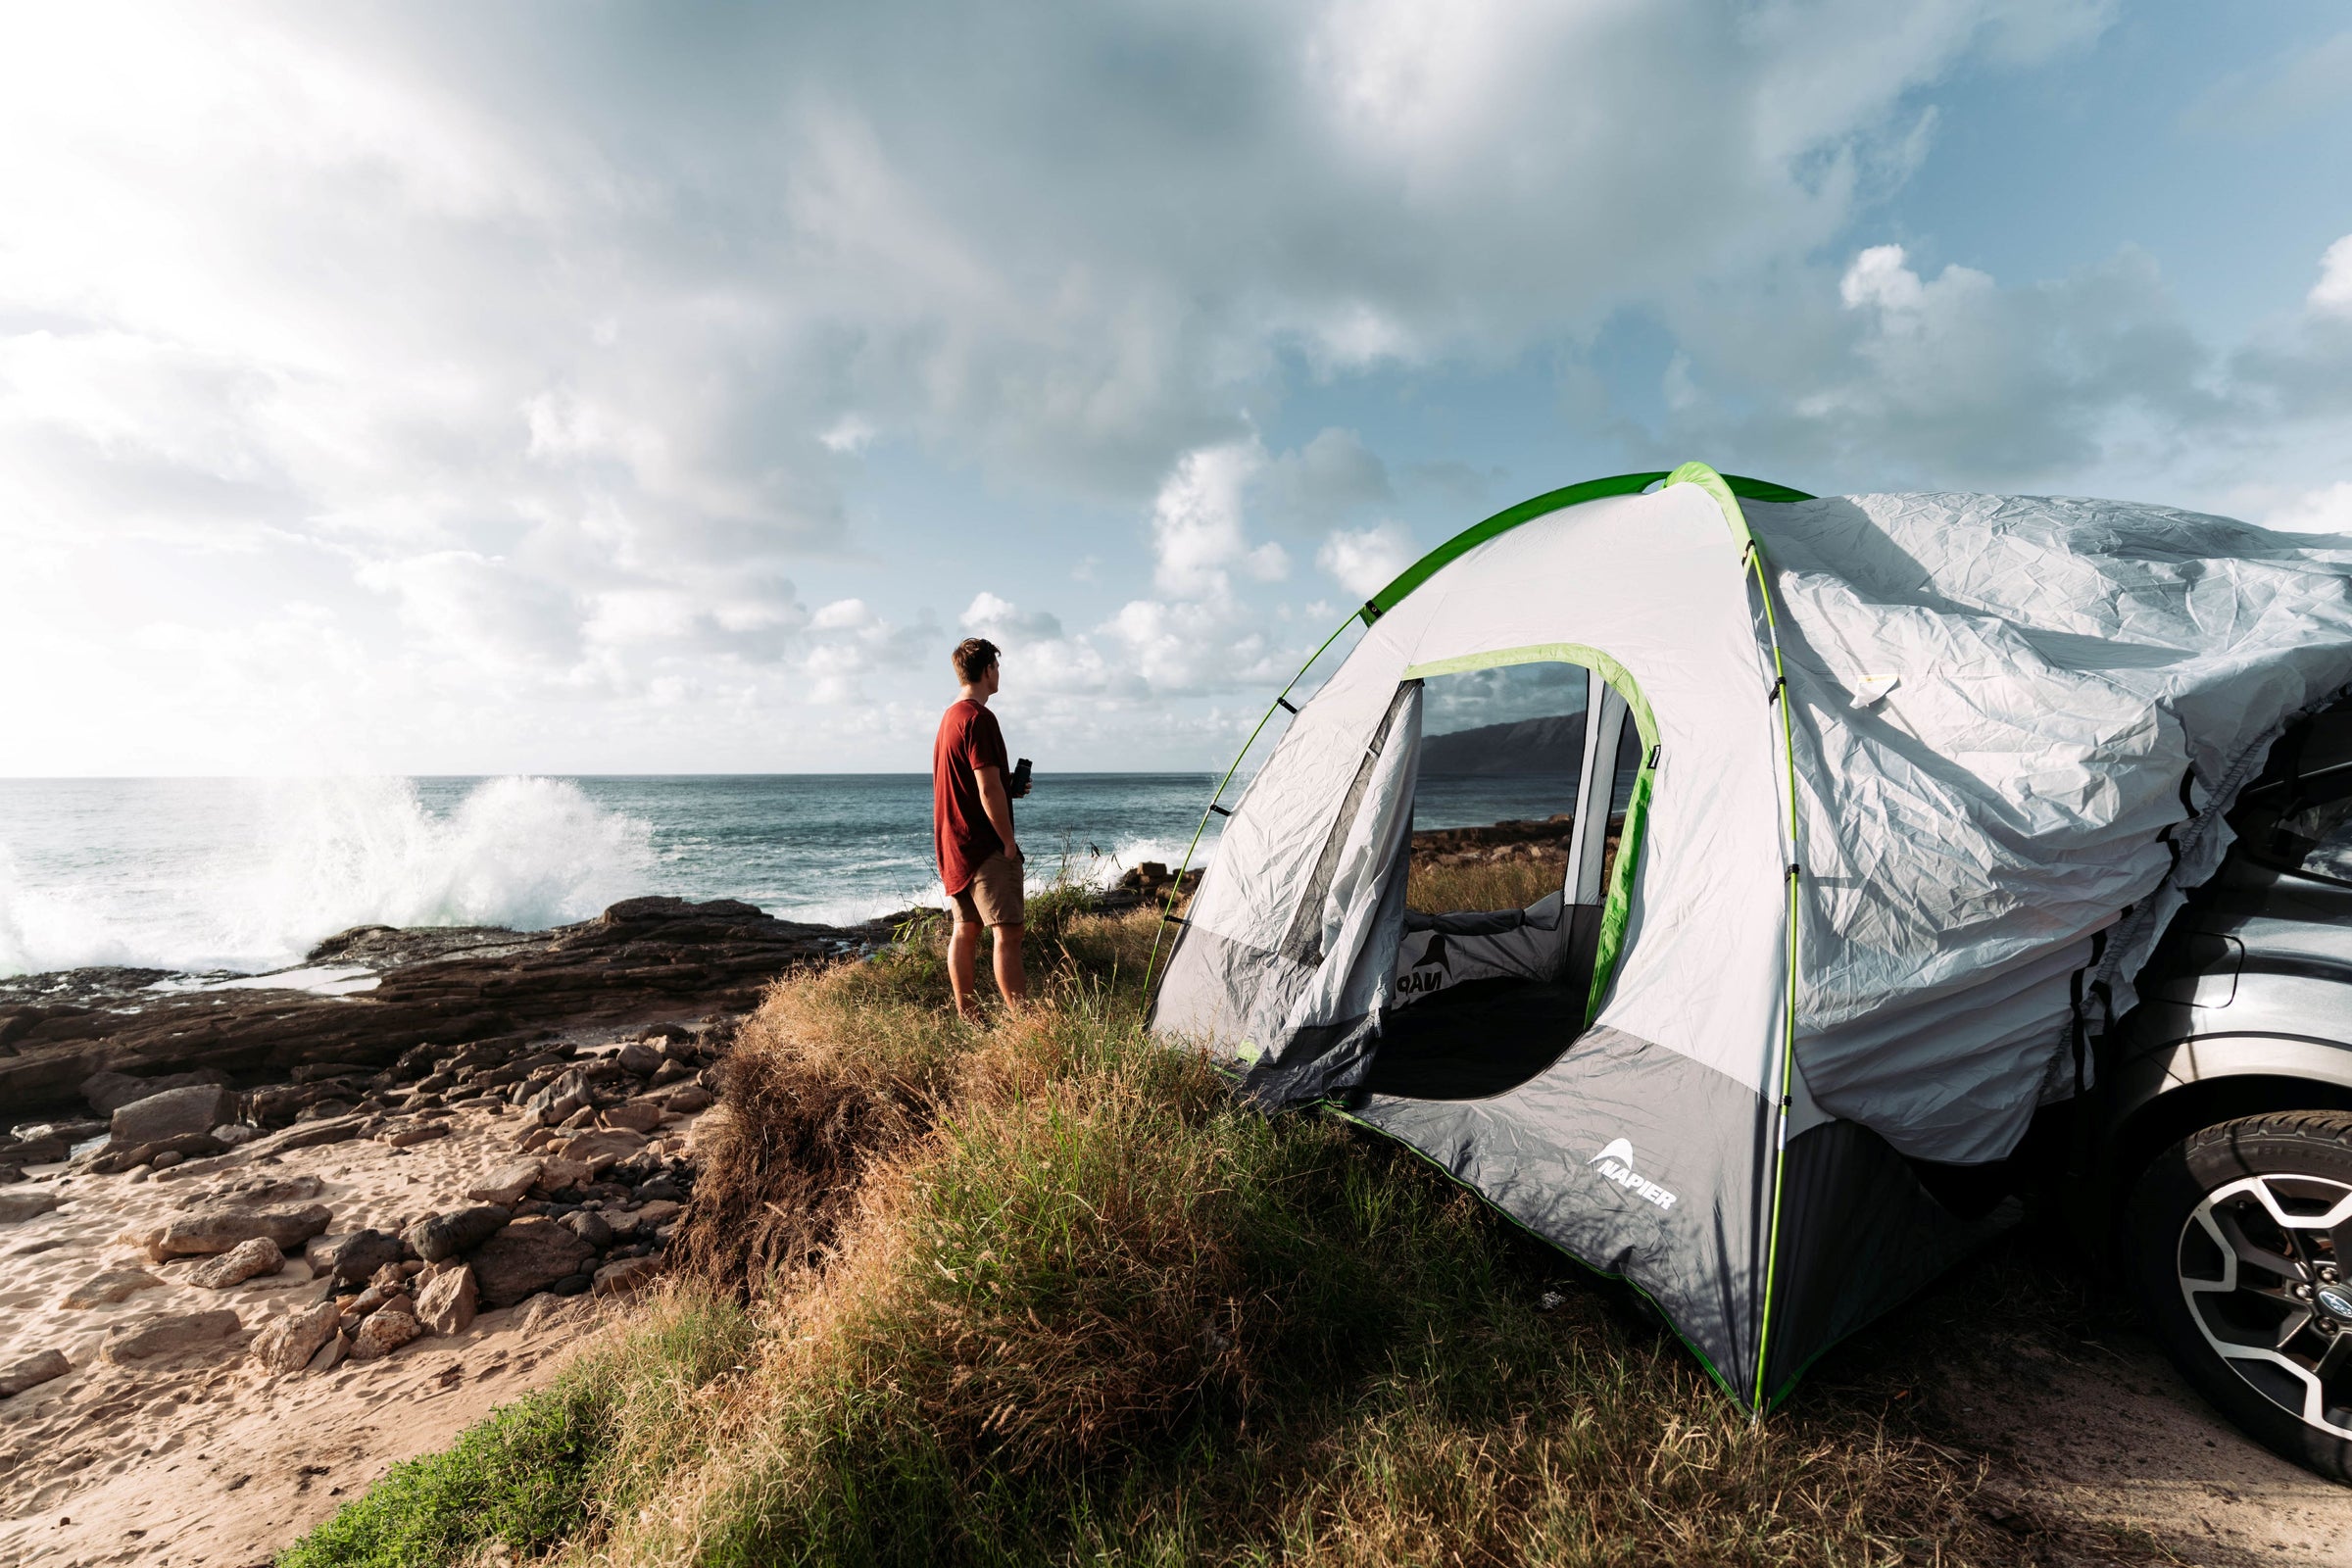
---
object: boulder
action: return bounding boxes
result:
[616,1041,663,1076]
[0,1348,72,1397]
[662,1085,714,1115]
[250,1300,342,1374]
[0,1189,60,1224]
[466,1159,543,1207]
[153,1203,333,1260]
[592,1256,660,1298]
[187,1236,284,1290]
[404,1204,511,1263]
[470,1216,595,1308]
[82,1068,228,1117]
[327,1230,406,1284]
[348,1308,423,1361]
[415,1265,478,1335]
[61,1268,165,1308]
[110,1083,237,1147]
[104,1309,242,1363]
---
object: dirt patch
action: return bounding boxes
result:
[1805,1233,2352,1564]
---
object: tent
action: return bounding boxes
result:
[1147,463,2352,1408]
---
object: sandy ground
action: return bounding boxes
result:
[0,1102,644,1568]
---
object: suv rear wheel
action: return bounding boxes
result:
[2127,1111,2352,1481]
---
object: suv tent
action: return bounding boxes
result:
[1147,464,2352,1408]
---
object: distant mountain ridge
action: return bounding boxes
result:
[1419,713,1583,776]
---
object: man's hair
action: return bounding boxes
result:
[952,637,1001,684]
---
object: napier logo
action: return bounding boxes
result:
[1589,1137,1679,1211]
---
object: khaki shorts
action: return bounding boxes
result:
[950,850,1024,928]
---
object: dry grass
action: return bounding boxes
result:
[288,901,2100,1568]
[1406,856,1566,913]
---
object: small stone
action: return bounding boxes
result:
[662,1085,714,1115]
[592,1256,659,1298]
[633,1178,685,1204]
[548,1272,592,1298]
[212,1123,259,1146]
[517,1127,558,1153]
[556,1129,646,1171]
[602,1102,664,1134]
[61,1268,166,1308]
[306,1331,350,1374]
[348,1308,423,1361]
[616,1041,662,1076]
[514,1292,575,1337]
[369,1260,410,1291]
[150,1150,185,1170]
[251,1301,341,1374]
[559,1103,598,1131]
[561,1209,613,1250]
[0,1189,61,1224]
[628,1199,683,1229]
[0,1348,71,1397]
[384,1123,450,1150]
[187,1237,284,1290]
[104,1310,242,1363]
[466,1160,543,1207]
[416,1265,477,1335]
[533,1157,592,1194]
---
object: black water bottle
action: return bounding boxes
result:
[1010,757,1033,799]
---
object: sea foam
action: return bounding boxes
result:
[0,776,654,978]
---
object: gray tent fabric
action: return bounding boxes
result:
[1150,467,2352,1408]
[1761,493,2352,1162]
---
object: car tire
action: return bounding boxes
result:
[2127,1110,2352,1482]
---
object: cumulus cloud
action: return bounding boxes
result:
[1147,440,1289,598]
[1316,522,1418,598]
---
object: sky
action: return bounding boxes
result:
[2,0,2348,777]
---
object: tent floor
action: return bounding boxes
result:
[1356,977,1586,1101]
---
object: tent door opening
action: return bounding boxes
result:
[1357,659,1647,1101]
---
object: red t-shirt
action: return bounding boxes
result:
[933,698,1010,894]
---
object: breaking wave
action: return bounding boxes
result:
[0,776,656,978]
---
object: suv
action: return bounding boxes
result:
[2099,699,2352,1480]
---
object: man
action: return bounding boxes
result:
[933,637,1026,1020]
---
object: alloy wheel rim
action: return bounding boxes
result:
[2177,1172,2352,1440]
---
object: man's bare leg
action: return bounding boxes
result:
[992,921,1027,1011]
[949,917,985,1020]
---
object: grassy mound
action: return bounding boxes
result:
[283,880,2029,1567]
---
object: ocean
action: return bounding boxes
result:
[0,772,1572,980]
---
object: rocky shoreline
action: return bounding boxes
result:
[0,895,906,1567]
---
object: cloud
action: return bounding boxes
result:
[960,591,1064,642]
[2312,235,2352,319]
[1148,440,1289,597]
[1316,522,1418,599]
[0,0,2171,768]
[2265,482,2352,536]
